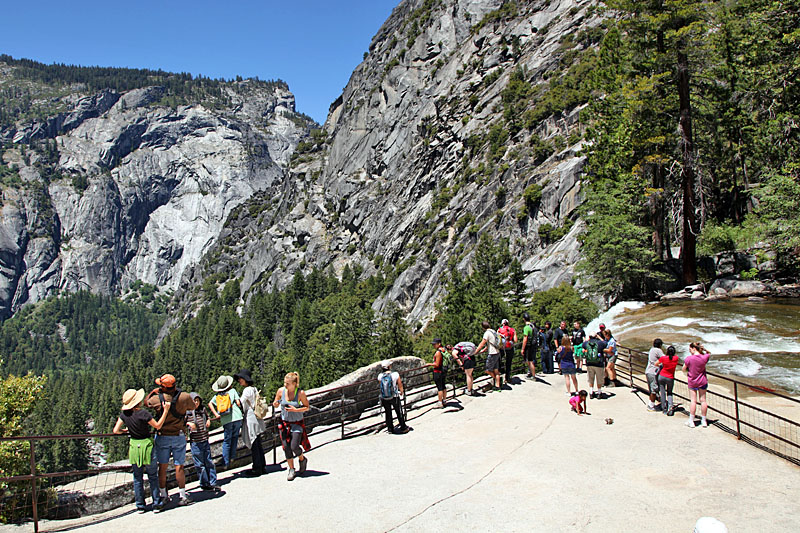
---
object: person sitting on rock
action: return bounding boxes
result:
[144,374,196,507]
[377,360,410,434]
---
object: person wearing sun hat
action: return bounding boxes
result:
[208,375,243,470]
[234,369,267,477]
[113,388,171,513]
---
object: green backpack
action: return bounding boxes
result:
[584,341,602,364]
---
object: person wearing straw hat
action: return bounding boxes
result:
[234,369,267,477]
[208,375,243,470]
[113,388,171,513]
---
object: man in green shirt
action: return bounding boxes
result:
[521,312,538,379]
[208,375,244,469]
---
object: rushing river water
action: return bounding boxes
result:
[585,299,800,394]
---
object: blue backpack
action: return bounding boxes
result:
[379,372,396,400]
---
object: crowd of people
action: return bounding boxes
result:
[424,314,622,407]
[112,314,712,515]
[422,315,712,424]
[113,369,311,513]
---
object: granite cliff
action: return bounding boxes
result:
[2,0,601,328]
[171,0,600,330]
[0,67,313,319]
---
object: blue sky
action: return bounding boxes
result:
[0,0,399,124]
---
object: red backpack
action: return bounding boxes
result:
[498,325,515,349]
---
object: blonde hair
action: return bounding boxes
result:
[284,372,299,386]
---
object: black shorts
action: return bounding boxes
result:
[463,357,476,370]
[433,371,447,391]
[523,347,537,362]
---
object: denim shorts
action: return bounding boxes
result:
[155,434,187,465]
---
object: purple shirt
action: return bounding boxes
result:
[684,353,710,389]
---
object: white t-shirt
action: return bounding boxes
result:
[377,371,400,397]
[241,386,257,411]
[484,329,500,355]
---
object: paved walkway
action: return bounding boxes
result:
[12,375,800,532]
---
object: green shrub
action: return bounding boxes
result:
[739,267,759,280]
[697,221,738,256]
[523,183,543,208]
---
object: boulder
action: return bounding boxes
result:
[709,278,770,297]
[690,291,705,300]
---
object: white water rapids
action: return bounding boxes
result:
[585,299,800,393]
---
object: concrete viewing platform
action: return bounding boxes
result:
[7,374,800,532]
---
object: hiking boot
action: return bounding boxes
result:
[136,508,147,514]
[397,426,411,434]
[153,501,165,513]
[299,456,308,474]
[287,468,296,481]
[178,497,194,507]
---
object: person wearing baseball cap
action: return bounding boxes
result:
[145,374,196,507]
[113,388,171,513]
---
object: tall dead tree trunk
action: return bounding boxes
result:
[677,46,697,285]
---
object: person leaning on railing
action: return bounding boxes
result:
[113,388,170,513]
[684,342,711,428]
[377,360,410,434]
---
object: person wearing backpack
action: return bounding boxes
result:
[144,373,196,507]
[520,313,538,379]
[185,392,220,492]
[475,321,502,392]
[540,322,555,374]
[377,360,410,434]
[208,375,244,470]
[234,369,267,478]
[497,318,518,385]
[452,341,476,395]
[583,336,606,399]
[428,338,451,408]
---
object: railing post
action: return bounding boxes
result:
[340,389,346,440]
[272,408,277,465]
[628,349,634,389]
[30,439,38,533]
[734,382,742,440]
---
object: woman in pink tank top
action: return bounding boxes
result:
[683,342,711,428]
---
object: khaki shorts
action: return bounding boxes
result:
[586,366,605,388]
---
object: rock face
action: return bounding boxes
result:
[4,0,604,328]
[0,73,312,318]
[169,0,602,331]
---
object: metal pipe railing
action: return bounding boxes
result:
[5,342,797,531]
